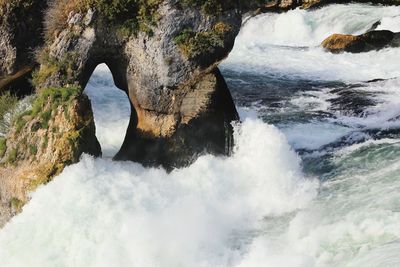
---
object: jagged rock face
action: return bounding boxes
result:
[0,88,100,226]
[0,0,47,95]
[37,0,241,168]
[322,30,400,53]
[115,69,238,168]
[0,0,399,225]
[1,0,400,170]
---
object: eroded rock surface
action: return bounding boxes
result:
[322,30,400,53]
[0,0,47,95]
[36,0,242,168]
[1,0,400,226]
[0,87,100,226]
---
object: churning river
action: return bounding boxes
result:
[1,4,400,267]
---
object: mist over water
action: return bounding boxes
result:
[84,65,130,157]
[0,118,317,267]
[226,4,400,81]
[1,4,400,267]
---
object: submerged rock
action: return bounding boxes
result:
[1,0,400,226]
[261,0,400,12]
[321,30,400,53]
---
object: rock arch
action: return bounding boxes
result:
[1,0,398,171]
[1,0,400,225]
[31,1,242,169]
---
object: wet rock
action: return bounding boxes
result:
[1,0,400,227]
[321,30,399,53]
[0,88,100,227]
[36,1,242,169]
[367,20,382,32]
[115,69,238,169]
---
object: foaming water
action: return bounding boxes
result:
[1,4,400,267]
[223,4,400,81]
[239,139,400,267]
[85,64,131,157]
[242,4,400,47]
[223,4,400,266]
[280,78,400,150]
[0,119,317,267]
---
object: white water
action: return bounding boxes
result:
[277,77,400,150]
[0,108,317,266]
[225,4,400,81]
[84,65,130,157]
[1,4,400,267]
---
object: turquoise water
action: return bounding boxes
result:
[0,4,400,267]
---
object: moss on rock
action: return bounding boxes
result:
[45,0,164,40]
[0,137,6,158]
[0,85,101,218]
[174,22,231,58]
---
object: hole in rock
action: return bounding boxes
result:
[84,64,131,158]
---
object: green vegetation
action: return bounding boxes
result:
[0,92,18,120]
[2,86,80,165]
[34,87,80,113]
[31,86,80,129]
[176,0,240,14]
[15,117,27,134]
[7,148,17,163]
[46,0,163,39]
[95,0,163,35]
[0,92,18,132]
[174,22,231,58]
[29,144,38,155]
[11,86,80,137]
[0,137,6,158]
[42,135,49,150]
[0,92,18,118]
[27,163,61,191]
[0,0,35,9]
[10,197,24,213]
[40,110,52,129]
[32,51,80,87]
[0,0,36,16]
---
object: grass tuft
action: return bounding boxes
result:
[45,0,163,40]
[174,22,230,58]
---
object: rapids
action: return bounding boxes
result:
[1,4,400,267]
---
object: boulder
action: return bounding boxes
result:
[321,30,399,53]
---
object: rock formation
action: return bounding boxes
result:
[35,0,242,169]
[322,30,400,53]
[1,0,400,226]
[0,0,244,226]
[0,87,101,225]
[0,0,47,96]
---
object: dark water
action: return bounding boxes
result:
[1,4,400,267]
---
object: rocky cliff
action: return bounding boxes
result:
[0,0,246,226]
[0,0,47,96]
[1,0,400,226]
[35,0,242,169]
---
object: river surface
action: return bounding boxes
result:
[1,4,400,267]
